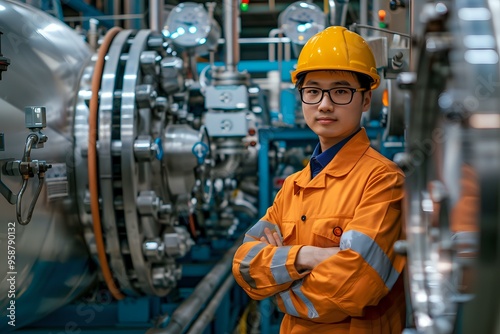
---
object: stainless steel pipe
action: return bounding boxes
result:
[146,236,243,334]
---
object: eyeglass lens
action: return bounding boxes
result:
[301,87,354,105]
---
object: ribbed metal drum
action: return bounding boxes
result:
[0,0,95,331]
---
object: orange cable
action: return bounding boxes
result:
[88,27,126,300]
[188,213,198,238]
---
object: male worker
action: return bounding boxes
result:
[232,26,406,333]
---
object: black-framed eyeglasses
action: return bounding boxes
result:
[299,86,367,105]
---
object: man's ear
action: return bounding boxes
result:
[362,91,372,112]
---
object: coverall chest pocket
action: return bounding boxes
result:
[280,221,296,245]
[312,217,352,247]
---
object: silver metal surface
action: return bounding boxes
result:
[77,26,182,298]
[134,136,157,161]
[205,111,249,137]
[146,236,243,334]
[73,60,94,249]
[331,0,349,27]
[460,0,500,331]
[75,25,198,300]
[162,124,199,196]
[121,29,164,296]
[98,29,136,295]
[185,275,235,334]
[328,0,336,26]
[409,0,427,71]
[149,0,162,32]
[404,0,500,333]
[160,56,184,94]
[205,85,249,110]
[385,78,406,138]
[223,0,239,72]
[0,3,204,328]
[0,0,94,331]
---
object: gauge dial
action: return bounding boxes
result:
[164,2,212,48]
[279,1,326,45]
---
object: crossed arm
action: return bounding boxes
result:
[260,227,339,273]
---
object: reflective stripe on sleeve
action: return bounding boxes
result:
[239,242,267,288]
[278,290,300,317]
[271,246,293,284]
[340,230,400,289]
[291,279,319,319]
[451,231,478,246]
[243,220,282,243]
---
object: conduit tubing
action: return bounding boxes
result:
[223,0,239,72]
[147,236,243,334]
[212,154,241,179]
[149,0,162,32]
[88,26,126,300]
[185,275,235,334]
[16,134,43,225]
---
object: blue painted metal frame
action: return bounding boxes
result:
[258,127,318,217]
[40,0,64,20]
[197,60,297,82]
[61,0,115,28]
[127,0,143,30]
[380,136,405,160]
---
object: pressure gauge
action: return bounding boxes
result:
[279,1,326,45]
[163,2,220,54]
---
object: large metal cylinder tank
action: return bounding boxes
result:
[0,0,95,331]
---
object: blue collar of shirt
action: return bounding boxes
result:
[310,128,361,178]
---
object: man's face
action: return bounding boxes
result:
[301,71,372,151]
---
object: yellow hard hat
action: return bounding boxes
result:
[291,26,380,90]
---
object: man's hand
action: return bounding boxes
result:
[260,227,283,246]
[259,227,339,273]
[295,246,340,273]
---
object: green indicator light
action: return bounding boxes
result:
[241,3,249,11]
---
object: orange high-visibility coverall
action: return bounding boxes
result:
[232,129,406,333]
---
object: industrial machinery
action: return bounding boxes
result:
[399,1,500,333]
[0,0,256,331]
[0,0,498,333]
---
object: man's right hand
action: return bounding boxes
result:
[295,246,340,273]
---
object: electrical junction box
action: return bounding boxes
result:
[205,111,248,137]
[205,85,248,110]
[25,106,46,129]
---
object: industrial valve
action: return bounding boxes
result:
[0,106,52,225]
